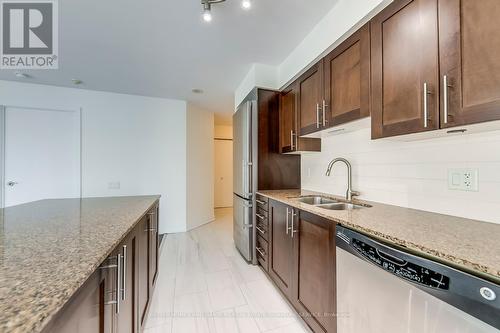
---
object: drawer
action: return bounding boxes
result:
[255,194,269,211]
[256,235,269,271]
[255,208,268,226]
[255,222,268,241]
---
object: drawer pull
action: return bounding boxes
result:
[256,199,266,205]
[256,213,265,220]
[256,247,266,257]
[256,225,266,234]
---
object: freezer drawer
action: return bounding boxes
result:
[233,194,253,261]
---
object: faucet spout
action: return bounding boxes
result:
[325,158,360,202]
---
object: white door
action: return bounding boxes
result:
[3,106,81,207]
[214,138,233,208]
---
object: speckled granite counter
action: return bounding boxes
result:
[0,196,160,333]
[257,189,500,283]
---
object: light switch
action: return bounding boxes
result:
[448,169,478,192]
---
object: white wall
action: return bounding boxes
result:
[214,125,233,208]
[302,128,500,224]
[234,64,278,109]
[0,80,187,234]
[277,0,390,87]
[186,104,215,230]
[234,0,392,108]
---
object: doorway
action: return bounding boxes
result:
[0,106,81,208]
[214,126,233,208]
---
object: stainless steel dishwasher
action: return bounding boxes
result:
[336,225,500,333]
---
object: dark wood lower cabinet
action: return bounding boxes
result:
[292,210,336,333]
[269,200,294,298]
[266,199,337,333]
[44,204,160,333]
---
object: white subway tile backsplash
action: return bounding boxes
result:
[301,127,500,224]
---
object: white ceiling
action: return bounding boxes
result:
[0,0,338,120]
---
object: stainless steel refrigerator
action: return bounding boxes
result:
[233,98,257,262]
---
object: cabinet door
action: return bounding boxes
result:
[269,200,293,297]
[324,23,370,127]
[279,84,297,153]
[116,235,136,333]
[46,270,111,333]
[292,210,336,333]
[298,61,325,135]
[371,0,440,138]
[438,0,500,127]
[148,207,159,292]
[137,216,150,329]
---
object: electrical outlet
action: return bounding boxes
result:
[448,169,478,191]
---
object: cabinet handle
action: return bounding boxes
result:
[286,207,289,235]
[316,103,321,128]
[255,199,266,205]
[256,247,266,257]
[322,100,328,127]
[443,75,453,125]
[423,82,431,128]
[105,254,122,314]
[121,245,127,301]
[256,225,266,234]
[291,210,298,238]
[290,130,295,150]
[256,213,265,220]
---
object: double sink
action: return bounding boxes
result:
[296,196,371,211]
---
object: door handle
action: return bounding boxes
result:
[7,181,18,187]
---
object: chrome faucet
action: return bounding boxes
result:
[325,158,360,202]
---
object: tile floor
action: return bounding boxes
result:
[144,208,310,333]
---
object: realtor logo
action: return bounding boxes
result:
[1,0,58,69]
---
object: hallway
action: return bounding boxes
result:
[144,208,310,333]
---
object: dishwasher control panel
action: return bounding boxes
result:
[352,239,450,290]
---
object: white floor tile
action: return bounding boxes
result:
[172,291,216,333]
[145,208,305,333]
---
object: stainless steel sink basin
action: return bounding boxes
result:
[317,203,368,210]
[297,196,337,205]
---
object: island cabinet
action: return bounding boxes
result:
[371,0,500,138]
[44,204,160,333]
[267,199,337,333]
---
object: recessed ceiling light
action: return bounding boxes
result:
[15,72,30,78]
[71,79,83,85]
[242,0,251,9]
[192,89,204,94]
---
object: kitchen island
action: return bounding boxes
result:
[0,196,160,333]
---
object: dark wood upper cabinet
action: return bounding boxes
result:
[298,61,325,136]
[371,0,440,139]
[292,210,336,333]
[324,23,371,127]
[269,200,294,298]
[438,0,500,127]
[279,84,296,153]
[279,83,321,154]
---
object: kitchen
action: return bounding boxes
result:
[1,0,500,333]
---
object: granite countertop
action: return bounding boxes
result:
[0,195,160,333]
[257,189,500,283]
